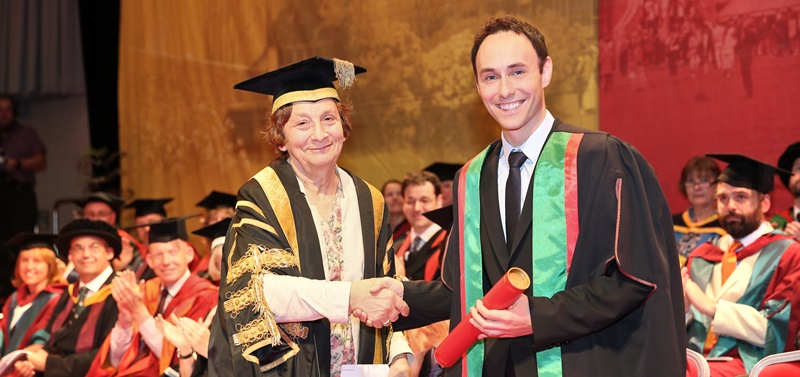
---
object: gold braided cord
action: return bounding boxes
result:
[232,315,281,349]
[271,88,339,114]
[224,277,262,318]
[226,244,298,283]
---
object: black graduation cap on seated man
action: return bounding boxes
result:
[777,142,800,189]
[5,232,58,254]
[192,217,232,240]
[75,192,125,212]
[143,215,200,244]
[707,154,792,194]
[196,191,237,210]
[424,162,463,182]
[125,198,173,218]
[234,56,366,114]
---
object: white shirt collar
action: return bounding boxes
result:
[410,223,442,243]
[80,265,114,294]
[163,269,192,297]
[500,110,555,164]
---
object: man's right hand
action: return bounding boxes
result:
[349,277,409,328]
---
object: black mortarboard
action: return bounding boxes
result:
[423,205,454,231]
[192,217,232,240]
[6,232,58,254]
[777,142,800,189]
[196,191,237,210]
[424,162,463,182]
[74,192,125,212]
[144,215,200,244]
[56,219,122,258]
[125,198,173,217]
[707,154,791,194]
[234,56,366,114]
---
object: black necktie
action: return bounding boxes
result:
[72,286,89,319]
[505,151,527,252]
[155,288,169,315]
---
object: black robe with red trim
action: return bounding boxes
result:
[397,120,686,376]
[41,273,119,377]
[395,228,448,282]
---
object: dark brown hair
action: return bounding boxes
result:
[471,15,549,75]
[265,100,354,157]
[402,171,442,197]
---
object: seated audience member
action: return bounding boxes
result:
[684,154,800,376]
[114,229,155,281]
[195,191,236,226]
[771,142,800,242]
[394,171,447,281]
[194,191,236,274]
[76,192,125,226]
[125,198,173,245]
[191,217,231,285]
[673,156,727,264]
[0,233,66,356]
[88,216,218,376]
[14,219,121,377]
[155,308,216,377]
[382,179,410,242]
[394,171,450,377]
[423,162,461,206]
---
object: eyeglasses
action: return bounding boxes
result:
[70,242,105,254]
[683,179,716,189]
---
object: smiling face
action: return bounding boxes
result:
[16,248,52,291]
[403,181,443,234]
[278,99,347,176]
[68,235,114,283]
[147,239,193,286]
[474,31,552,146]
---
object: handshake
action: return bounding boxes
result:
[348,277,409,328]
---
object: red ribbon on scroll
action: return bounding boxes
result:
[434,267,531,368]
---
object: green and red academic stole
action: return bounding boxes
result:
[457,132,583,377]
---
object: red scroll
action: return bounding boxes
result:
[434,267,531,367]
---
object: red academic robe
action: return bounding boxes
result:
[0,283,66,355]
[87,274,218,376]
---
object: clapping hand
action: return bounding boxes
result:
[155,314,192,352]
[349,277,409,328]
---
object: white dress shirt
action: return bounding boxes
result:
[497,110,555,241]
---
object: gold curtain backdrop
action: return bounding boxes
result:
[119,0,597,244]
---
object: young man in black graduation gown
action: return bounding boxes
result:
[393,16,685,377]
